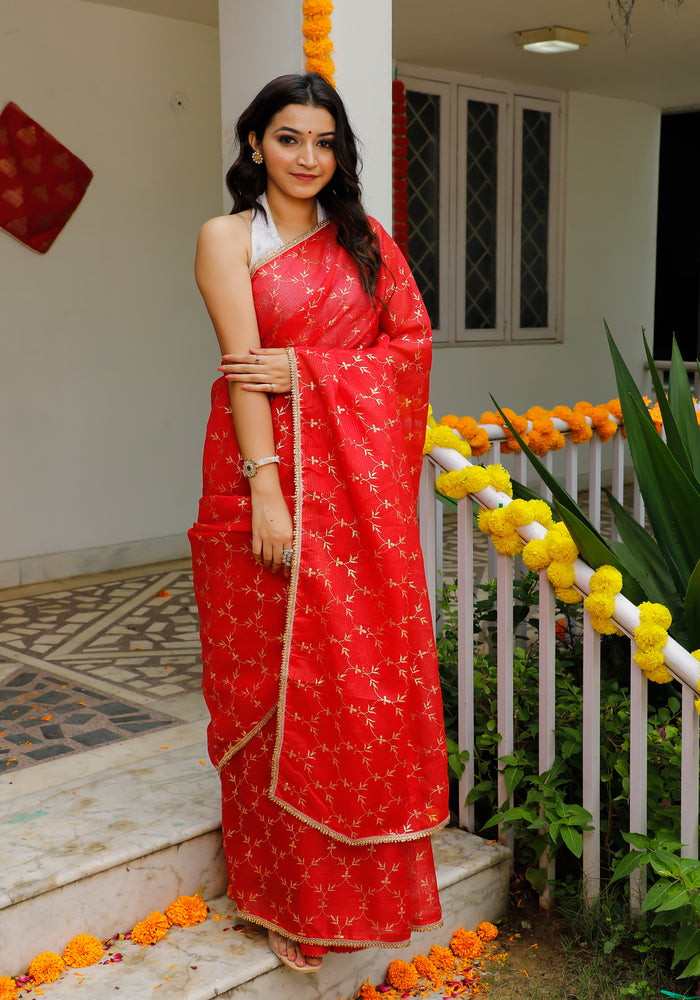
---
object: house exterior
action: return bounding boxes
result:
[1,0,697,584]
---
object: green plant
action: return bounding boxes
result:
[612,831,700,980]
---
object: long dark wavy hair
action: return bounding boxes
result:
[225,73,383,301]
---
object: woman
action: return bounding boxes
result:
[189,73,448,973]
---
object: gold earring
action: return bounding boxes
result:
[252,150,263,165]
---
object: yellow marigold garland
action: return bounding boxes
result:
[165,893,208,927]
[424,424,472,459]
[303,0,335,84]
[633,603,673,683]
[61,933,104,968]
[27,952,66,986]
[0,977,17,1000]
[131,911,170,946]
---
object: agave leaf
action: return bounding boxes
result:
[668,335,700,482]
[605,490,682,620]
[684,557,700,651]
[641,328,693,479]
[629,393,700,582]
[490,396,607,545]
[554,500,645,606]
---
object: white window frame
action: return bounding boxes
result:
[398,63,566,347]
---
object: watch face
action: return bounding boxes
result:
[242,459,257,478]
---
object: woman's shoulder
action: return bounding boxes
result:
[197,212,253,266]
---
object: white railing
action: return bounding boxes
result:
[420,434,700,911]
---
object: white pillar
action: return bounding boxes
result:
[217,0,392,228]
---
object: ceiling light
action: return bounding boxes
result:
[514,26,589,54]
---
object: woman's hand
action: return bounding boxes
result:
[250,480,294,577]
[218,348,291,394]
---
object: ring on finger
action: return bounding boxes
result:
[282,548,293,568]
[255,357,261,364]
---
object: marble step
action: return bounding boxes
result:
[3,829,510,1000]
[0,732,228,973]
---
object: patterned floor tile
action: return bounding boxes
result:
[0,666,178,772]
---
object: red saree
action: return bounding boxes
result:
[189,219,449,951]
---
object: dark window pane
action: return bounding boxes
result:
[465,100,499,329]
[406,90,440,329]
[520,109,551,328]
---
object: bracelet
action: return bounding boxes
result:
[241,455,280,479]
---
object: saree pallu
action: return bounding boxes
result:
[189,219,449,950]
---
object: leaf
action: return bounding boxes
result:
[673,925,700,963]
[554,501,645,606]
[642,328,693,479]
[525,866,548,894]
[629,392,700,583]
[641,877,675,913]
[685,557,700,651]
[561,826,584,858]
[656,882,693,912]
[668,334,700,481]
[606,490,681,615]
[610,850,648,884]
[677,951,700,978]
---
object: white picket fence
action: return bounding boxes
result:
[420,421,700,909]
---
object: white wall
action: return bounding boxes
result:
[218,0,391,225]
[430,91,661,419]
[0,0,221,582]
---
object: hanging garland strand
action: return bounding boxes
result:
[392,76,410,263]
[303,0,335,86]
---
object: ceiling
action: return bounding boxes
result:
[80,0,700,109]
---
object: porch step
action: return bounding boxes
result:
[3,830,510,999]
[0,732,228,973]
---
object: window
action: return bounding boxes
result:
[399,67,563,345]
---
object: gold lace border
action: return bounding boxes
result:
[250,219,330,277]
[235,907,444,951]
[216,705,276,775]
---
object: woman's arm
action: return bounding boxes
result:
[194,215,293,574]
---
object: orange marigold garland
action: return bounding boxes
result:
[303,0,335,85]
[61,933,104,968]
[131,911,170,946]
[450,926,484,960]
[392,77,410,263]
[0,977,17,1000]
[165,893,208,927]
[27,952,66,985]
[386,959,419,991]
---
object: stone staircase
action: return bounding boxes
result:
[1,724,511,999]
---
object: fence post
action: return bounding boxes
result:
[497,550,515,856]
[582,611,601,904]
[629,641,648,912]
[538,573,557,910]
[457,496,475,831]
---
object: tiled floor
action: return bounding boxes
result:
[0,563,201,773]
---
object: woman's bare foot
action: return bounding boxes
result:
[268,930,323,972]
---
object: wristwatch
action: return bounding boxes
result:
[241,455,280,478]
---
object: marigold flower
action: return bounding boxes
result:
[28,952,66,985]
[165,894,208,928]
[607,398,623,421]
[131,911,170,946]
[440,414,460,428]
[477,921,499,942]
[547,560,576,590]
[544,525,578,563]
[504,499,535,527]
[303,37,334,58]
[522,538,551,572]
[557,586,583,604]
[450,927,484,959]
[574,401,594,417]
[633,648,664,672]
[550,405,573,421]
[591,404,618,441]
[492,532,525,557]
[470,428,491,456]
[486,507,511,536]
[479,410,499,425]
[634,624,669,653]
[302,14,333,38]
[528,499,554,528]
[638,602,672,630]
[306,56,335,80]
[584,592,616,620]
[412,953,440,980]
[0,977,17,1000]
[526,405,549,420]
[387,959,418,990]
[62,934,104,968]
[567,412,593,444]
[589,615,621,636]
[359,978,382,999]
[589,565,623,595]
[455,415,478,437]
[424,425,472,458]
[461,466,491,494]
[429,943,456,971]
[303,0,334,14]
[477,508,492,534]
[497,408,528,433]
[486,464,513,496]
